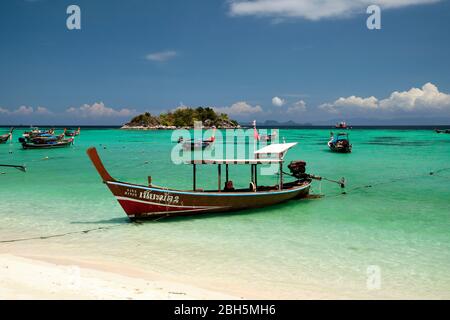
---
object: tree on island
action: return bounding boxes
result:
[125,107,239,128]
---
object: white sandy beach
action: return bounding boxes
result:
[0,254,238,300]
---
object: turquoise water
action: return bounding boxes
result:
[1,128,449,298]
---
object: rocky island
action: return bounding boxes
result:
[121,107,240,130]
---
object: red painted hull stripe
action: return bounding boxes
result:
[115,196,226,209]
[117,199,227,215]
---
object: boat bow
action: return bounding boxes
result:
[86,147,115,182]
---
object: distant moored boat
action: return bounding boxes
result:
[65,127,81,137]
[180,127,216,151]
[0,128,13,144]
[335,121,349,129]
[328,132,352,153]
[20,138,74,149]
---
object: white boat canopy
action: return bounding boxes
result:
[188,158,282,165]
[254,142,297,159]
[187,143,297,191]
[186,143,297,165]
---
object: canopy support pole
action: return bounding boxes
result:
[225,164,229,182]
[193,164,196,191]
[218,164,222,192]
[148,176,152,187]
[279,161,283,190]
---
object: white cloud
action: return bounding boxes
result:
[36,106,52,115]
[320,83,450,115]
[66,102,136,118]
[145,50,178,62]
[272,96,285,107]
[379,82,450,110]
[13,106,34,115]
[229,0,440,20]
[287,100,307,113]
[320,96,378,113]
[214,101,263,116]
[0,106,53,116]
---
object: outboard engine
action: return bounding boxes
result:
[288,160,307,179]
[18,137,26,143]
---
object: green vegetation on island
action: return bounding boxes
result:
[122,107,240,129]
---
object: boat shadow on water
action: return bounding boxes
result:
[322,149,352,154]
[135,196,321,224]
[69,198,319,225]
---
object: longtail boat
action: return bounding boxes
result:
[0,128,13,144]
[65,127,81,137]
[259,132,277,143]
[26,133,64,144]
[22,127,42,139]
[253,121,277,143]
[87,143,313,220]
[435,128,450,134]
[258,128,278,143]
[20,137,74,149]
[181,128,216,151]
[182,139,214,151]
[328,132,352,153]
[335,121,349,129]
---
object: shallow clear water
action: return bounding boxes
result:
[1,128,449,298]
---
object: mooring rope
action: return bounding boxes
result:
[0,225,125,244]
[324,167,450,198]
[1,168,449,243]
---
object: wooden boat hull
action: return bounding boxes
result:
[87,147,311,220]
[65,132,80,137]
[0,129,13,144]
[28,134,64,144]
[182,141,213,151]
[328,141,352,153]
[0,134,11,144]
[21,139,74,149]
[107,180,310,219]
[328,145,352,153]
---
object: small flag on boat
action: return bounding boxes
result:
[253,120,260,141]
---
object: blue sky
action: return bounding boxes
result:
[1,0,450,125]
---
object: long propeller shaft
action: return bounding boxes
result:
[0,164,26,172]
